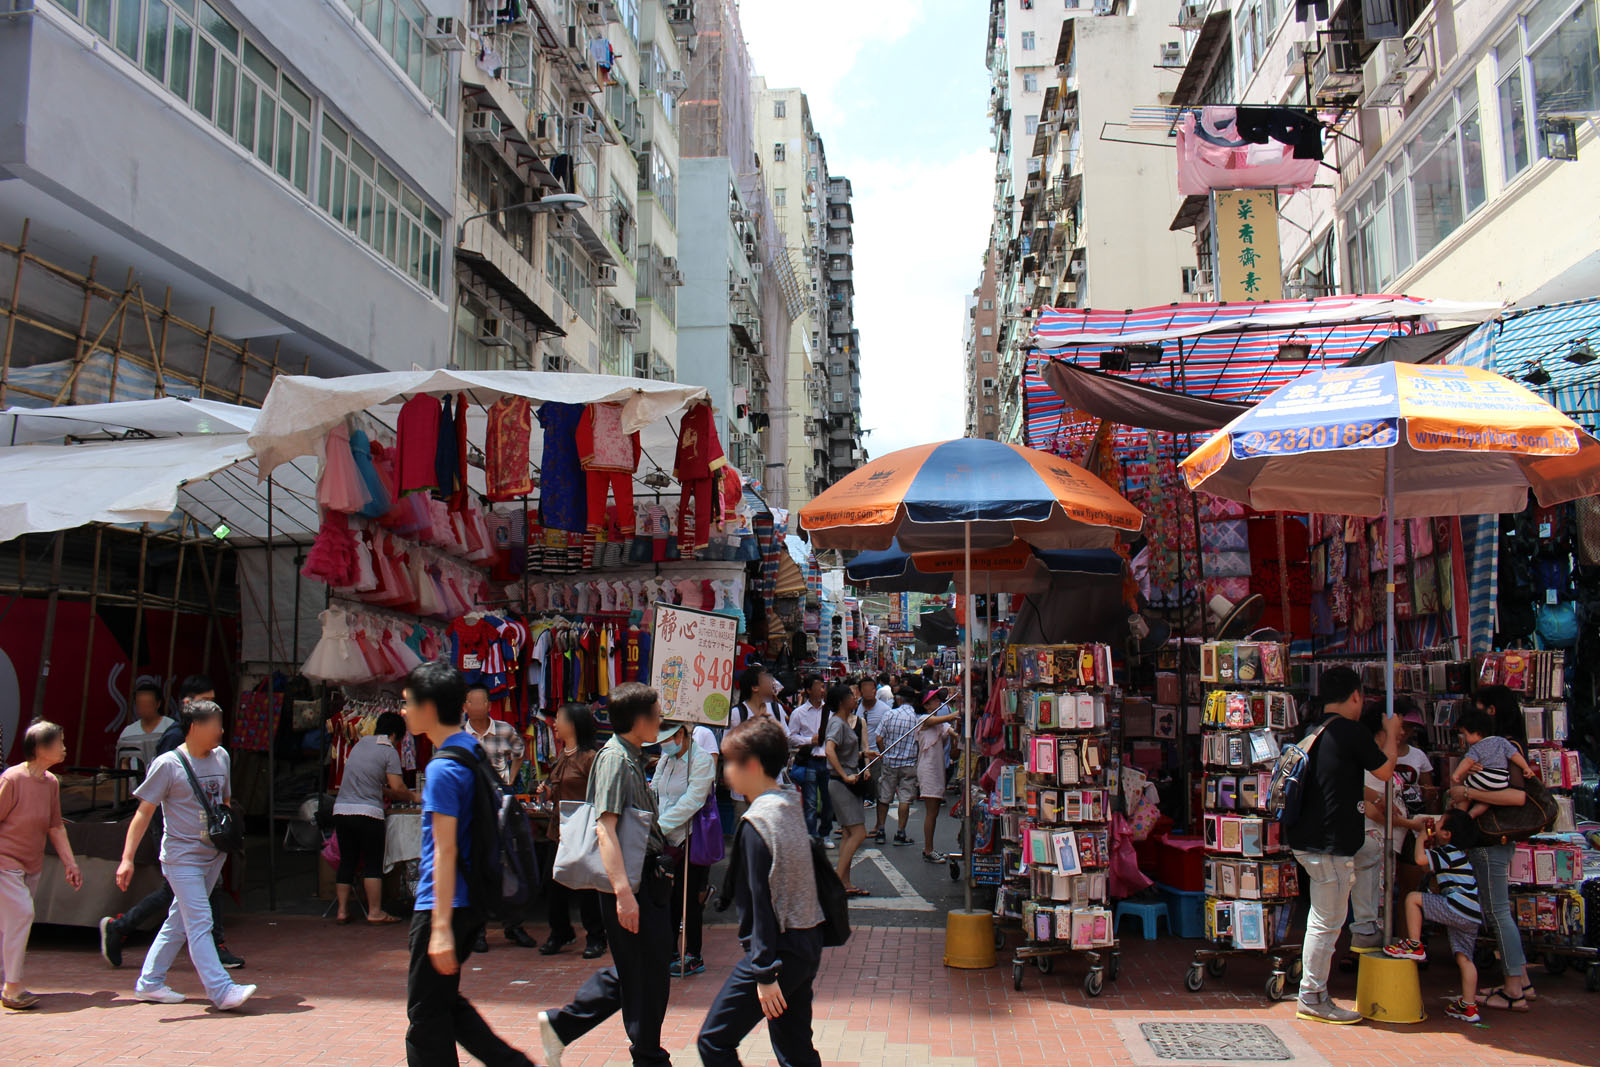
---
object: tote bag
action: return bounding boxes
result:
[552,800,653,893]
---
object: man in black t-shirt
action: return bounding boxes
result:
[1290,666,1398,1025]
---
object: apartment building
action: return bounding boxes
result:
[0,0,462,394]
[1165,0,1600,309]
[965,249,1002,440]
[452,0,693,379]
[823,175,865,479]
[753,81,831,506]
[984,0,1195,442]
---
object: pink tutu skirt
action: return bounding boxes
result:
[318,423,371,514]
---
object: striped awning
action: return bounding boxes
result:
[1450,298,1600,431]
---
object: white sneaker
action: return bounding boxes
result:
[135,986,186,1004]
[215,983,257,1011]
[538,1010,565,1067]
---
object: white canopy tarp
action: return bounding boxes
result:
[0,396,259,444]
[249,370,710,478]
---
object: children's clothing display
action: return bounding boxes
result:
[318,422,368,514]
[673,402,729,554]
[486,396,533,501]
[396,394,442,495]
[578,403,641,567]
[536,401,587,534]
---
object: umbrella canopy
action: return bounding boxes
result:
[847,538,1123,594]
[1181,363,1600,517]
[800,438,1143,552]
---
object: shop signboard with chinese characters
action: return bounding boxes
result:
[1212,189,1283,302]
[650,603,738,726]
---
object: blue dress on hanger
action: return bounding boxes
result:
[349,429,390,519]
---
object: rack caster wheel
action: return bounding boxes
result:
[1107,953,1121,982]
[949,859,961,881]
[994,927,1007,951]
[1012,962,1025,991]
[1035,955,1054,975]
[1206,957,1228,978]
[1085,969,1105,997]
[1585,964,1599,993]
[1266,973,1290,1001]
[1544,952,1569,976]
[1289,958,1303,982]
[1185,964,1205,992]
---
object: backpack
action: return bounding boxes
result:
[433,746,541,921]
[714,821,852,949]
[1266,718,1331,830]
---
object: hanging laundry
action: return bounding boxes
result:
[486,396,534,501]
[1234,106,1325,161]
[536,401,588,534]
[589,38,615,77]
[673,402,729,555]
[396,394,442,495]
[577,402,641,567]
[1175,107,1320,196]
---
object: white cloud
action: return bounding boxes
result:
[737,0,926,129]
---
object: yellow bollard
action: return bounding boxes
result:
[943,908,997,969]
[1355,952,1427,1023]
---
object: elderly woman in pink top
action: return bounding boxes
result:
[0,720,83,1010]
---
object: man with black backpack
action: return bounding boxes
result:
[1288,666,1399,1025]
[698,715,828,1067]
[402,659,536,1067]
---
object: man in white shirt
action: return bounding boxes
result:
[117,681,175,779]
[786,676,831,843]
[857,677,891,751]
[728,667,784,818]
[876,674,895,711]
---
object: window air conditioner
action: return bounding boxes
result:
[1179,2,1206,28]
[465,110,504,145]
[594,264,619,287]
[751,261,764,278]
[426,17,468,52]
[661,256,680,272]
[665,70,688,92]
[531,112,557,153]
[667,269,685,287]
[612,307,642,332]
[1160,42,1182,65]
[479,318,512,347]
[1311,40,1363,101]
[1364,36,1430,107]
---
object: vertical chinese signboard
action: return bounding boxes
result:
[651,604,738,727]
[1212,189,1283,302]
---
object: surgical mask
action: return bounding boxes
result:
[659,737,682,758]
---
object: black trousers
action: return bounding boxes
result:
[333,813,385,885]
[697,952,822,1067]
[548,867,673,1066]
[541,840,605,947]
[406,910,533,1067]
[669,860,711,958]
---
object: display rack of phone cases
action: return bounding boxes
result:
[995,643,1122,997]
[1185,639,1305,1000]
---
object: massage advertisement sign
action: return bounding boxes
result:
[650,603,738,727]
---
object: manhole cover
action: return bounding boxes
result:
[1138,1022,1293,1062]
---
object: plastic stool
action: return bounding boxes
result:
[1114,899,1170,940]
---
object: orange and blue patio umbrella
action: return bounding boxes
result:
[845,537,1124,594]
[799,437,1143,553]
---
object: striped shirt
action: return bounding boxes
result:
[465,717,522,786]
[876,704,922,768]
[1427,845,1482,926]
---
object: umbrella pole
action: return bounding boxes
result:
[962,520,974,913]
[1383,453,1396,944]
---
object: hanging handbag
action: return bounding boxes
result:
[177,751,245,854]
[553,800,653,892]
[688,792,725,866]
[1473,765,1559,844]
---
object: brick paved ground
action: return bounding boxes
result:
[5,914,1597,1066]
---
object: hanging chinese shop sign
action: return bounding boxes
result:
[651,603,738,726]
[1212,189,1283,302]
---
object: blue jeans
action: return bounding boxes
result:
[1294,849,1356,1001]
[1470,843,1526,980]
[791,762,829,839]
[136,855,237,1004]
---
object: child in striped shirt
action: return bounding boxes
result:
[1382,810,1482,1022]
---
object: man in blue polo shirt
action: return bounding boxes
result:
[403,659,534,1067]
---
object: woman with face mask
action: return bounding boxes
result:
[650,718,718,978]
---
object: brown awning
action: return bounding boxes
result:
[1170,193,1209,232]
[1171,11,1231,106]
[1041,359,1250,433]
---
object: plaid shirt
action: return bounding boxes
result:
[875,704,921,768]
[466,718,522,785]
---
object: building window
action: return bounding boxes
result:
[546,234,596,326]
[984,404,996,415]
[774,187,787,207]
[1022,31,1037,50]
[981,325,993,336]
[982,350,995,362]
[773,142,787,162]
[831,362,844,375]
[774,99,787,118]
[606,178,636,262]
[1025,115,1039,135]
[319,116,442,294]
[1496,0,1600,181]
[1023,72,1040,92]
[982,299,994,309]
[832,391,845,403]
[982,377,995,394]
[639,145,678,225]
[340,0,448,108]
[617,0,640,41]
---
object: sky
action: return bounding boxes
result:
[738,0,993,459]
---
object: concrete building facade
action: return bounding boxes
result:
[965,248,1002,440]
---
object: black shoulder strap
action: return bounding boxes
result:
[714,819,749,912]
[436,743,509,792]
[176,751,218,819]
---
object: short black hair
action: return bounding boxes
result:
[1439,808,1478,849]
[607,682,659,735]
[802,673,824,692]
[376,711,407,740]
[466,682,491,698]
[877,673,891,685]
[407,659,466,726]
[723,716,789,779]
[1359,698,1386,737]
[559,702,601,751]
[825,682,856,714]
[1457,707,1496,737]
[181,699,224,736]
[180,674,215,700]
[22,719,63,760]
[1319,665,1362,709]
[737,665,771,702]
[134,681,163,700]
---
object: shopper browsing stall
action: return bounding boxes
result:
[331,711,415,925]
[540,703,607,959]
[1286,668,1398,1025]
[1382,810,1483,1023]
[116,681,174,775]
[462,683,535,951]
[0,721,82,1012]
[651,717,718,979]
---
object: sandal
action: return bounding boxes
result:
[845,886,871,897]
[366,914,403,925]
[1477,987,1530,1012]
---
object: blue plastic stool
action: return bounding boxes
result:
[1115,899,1170,940]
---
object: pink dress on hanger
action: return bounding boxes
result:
[319,423,370,514]
[303,512,358,587]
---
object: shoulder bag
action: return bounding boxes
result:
[1473,762,1559,844]
[687,741,726,867]
[177,751,245,854]
[552,749,653,893]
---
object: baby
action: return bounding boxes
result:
[1450,707,1533,818]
